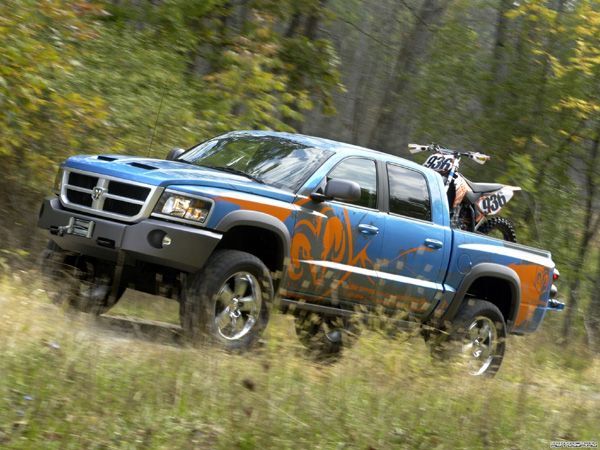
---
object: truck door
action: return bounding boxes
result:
[377,163,451,318]
[284,157,385,307]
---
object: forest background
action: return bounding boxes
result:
[0,0,599,347]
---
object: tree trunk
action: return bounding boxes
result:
[585,248,600,354]
[562,131,600,339]
[338,13,373,143]
[282,0,329,133]
[522,0,566,155]
[486,0,512,110]
[367,0,450,154]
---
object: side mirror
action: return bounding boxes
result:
[166,148,185,161]
[310,178,361,203]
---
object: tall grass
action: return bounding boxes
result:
[0,277,598,450]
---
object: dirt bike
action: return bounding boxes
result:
[408,143,520,242]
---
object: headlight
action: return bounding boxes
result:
[53,167,66,195]
[152,191,213,224]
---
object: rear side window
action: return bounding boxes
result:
[387,164,431,221]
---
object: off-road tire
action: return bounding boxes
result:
[479,217,517,243]
[430,299,506,378]
[41,240,123,315]
[180,250,272,351]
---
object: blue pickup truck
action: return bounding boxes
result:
[38,131,563,376]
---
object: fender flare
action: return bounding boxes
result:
[440,263,521,331]
[215,209,291,270]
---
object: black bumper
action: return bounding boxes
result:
[38,196,221,273]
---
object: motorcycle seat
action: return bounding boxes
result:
[465,179,504,193]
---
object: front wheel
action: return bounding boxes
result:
[479,217,517,242]
[180,250,273,351]
[430,299,506,377]
[41,240,122,315]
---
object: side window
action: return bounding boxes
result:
[327,158,377,209]
[387,164,431,221]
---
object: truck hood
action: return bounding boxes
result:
[62,155,297,203]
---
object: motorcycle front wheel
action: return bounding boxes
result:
[478,217,517,243]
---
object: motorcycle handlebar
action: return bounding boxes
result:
[468,152,491,164]
[408,143,430,154]
[408,143,490,164]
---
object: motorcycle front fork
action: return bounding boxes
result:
[450,205,478,232]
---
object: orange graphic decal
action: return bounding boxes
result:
[509,262,551,329]
[288,205,375,301]
[217,195,295,223]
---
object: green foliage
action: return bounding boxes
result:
[382,0,600,340]
[63,25,211,156]
[97,0,343,135]
[199,11,306,133]
[0,0,109,190]
[0,0,344,188]
[412,1,489,145]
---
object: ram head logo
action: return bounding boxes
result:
[92,186,105,201]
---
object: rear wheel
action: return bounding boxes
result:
[430,299,506,377]
[479,217,517,242]
[41,240,123,314]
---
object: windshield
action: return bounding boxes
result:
[179,134,334,192]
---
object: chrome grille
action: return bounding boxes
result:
[107,181,150,201]
[68,172,98,190]
[66,189,93,207]
[60,169,163,222]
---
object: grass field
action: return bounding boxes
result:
[0,276,598,450]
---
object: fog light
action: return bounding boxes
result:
[162,235,172,247]
[147,230,167,249]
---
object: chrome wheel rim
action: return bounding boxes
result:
[461,316,497,376]
[214,272,261,341]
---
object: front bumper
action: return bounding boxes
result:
[38,196,221,273]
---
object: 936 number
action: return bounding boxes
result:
[479,193,507,215]
[424,154,454,173]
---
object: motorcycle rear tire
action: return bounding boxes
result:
[479,217,517,243]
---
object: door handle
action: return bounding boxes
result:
[358,224,379,235]
[424,238,443,249]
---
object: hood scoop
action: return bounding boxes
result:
[97,155,117,162]
[128,162,159,171]
[94,156,158,171]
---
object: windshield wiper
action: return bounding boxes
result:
[203,165,266,184]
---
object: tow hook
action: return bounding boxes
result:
[547,299,565,311]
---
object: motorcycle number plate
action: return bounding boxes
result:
[66,217,95,238]
[424,154,454,174]
[477,190,515,216]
